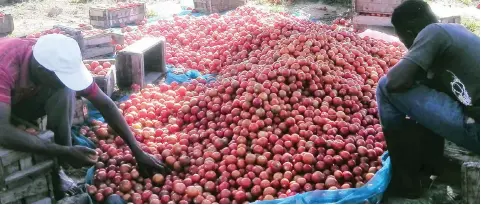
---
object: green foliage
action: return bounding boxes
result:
[461,17,480,36]
[321,0,351,7]
[457,0,473,6]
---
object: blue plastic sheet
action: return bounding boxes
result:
[71,126,96,149]
[165,65,217,84]
[254,152,392,204]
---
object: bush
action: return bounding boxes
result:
[322,0,351,6]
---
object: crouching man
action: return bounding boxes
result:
[376,0,479,198]
[0,34,169,198]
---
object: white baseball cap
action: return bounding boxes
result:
[33,34,93,91]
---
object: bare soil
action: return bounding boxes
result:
[0,0,172,37]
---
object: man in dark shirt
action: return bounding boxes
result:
[0,34,169,197]
[376,0,479,198]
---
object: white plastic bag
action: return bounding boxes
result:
[359,29,401,43]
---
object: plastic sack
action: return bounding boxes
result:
[253,152,391,204]
[86,101,105,123]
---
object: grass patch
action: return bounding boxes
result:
[321,0,351,7]
[461,17,480,35]
[146,9,158,18]
[456,0,473,6]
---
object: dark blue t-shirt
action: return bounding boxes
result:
[403,23,480,120]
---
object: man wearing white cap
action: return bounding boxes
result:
[0,34,170,197]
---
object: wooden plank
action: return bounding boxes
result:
[0,174,49,203]
[19,156,32,170]
[353,0,405,14]
[353,15,393,27]
[83,33,112,47]
[32,197,52,204]
[144,72,164,86]
[0,14,14,35]
[24,192,49,204]
[461,162,480,204]
[112,33,125,45]
[0,151,28,171]
[4,160,54,187]
[82,45,115,59]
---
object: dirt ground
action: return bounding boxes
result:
[1,0,479,37]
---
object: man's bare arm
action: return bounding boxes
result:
[0,102,98,167]
[0,102,68,155]
[85,86,143,154]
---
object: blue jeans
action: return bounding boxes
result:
[376,76,480,154]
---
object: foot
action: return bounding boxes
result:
[387,174,423,199]
[59,168,85,196]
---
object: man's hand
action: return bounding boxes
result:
[62,146,98,168]
[135,151,171,176]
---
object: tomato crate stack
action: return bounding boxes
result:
[77,25,116,59]
[84,59,117,97]
[89,2,146,29]
[193,0,246,14]
[352,0,406,28]
[0,13,13,37]
[116,37,166,89]
[0,117,57,204]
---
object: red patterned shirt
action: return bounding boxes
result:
[0,38,97,105]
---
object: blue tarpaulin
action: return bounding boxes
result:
[165,65,217,84]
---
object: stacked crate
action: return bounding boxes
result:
[116,37,166,89]
[352,0,406,28]
[84,59,117,97]
[0,13,13,37]
[193,0,246,14]
[89,2,146,28]
[78,26,115,59]
[0,118,56,204]
[55,25,115,59]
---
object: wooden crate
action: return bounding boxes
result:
[83,45,115,59]
[0,118,56,204]
[440,15,461,24]
[52,25,84,49]
[57,25,116,59]
[0,14,13,36]
[193,0,246,14]
[116,37,166,89]
[89,3,146,28]
[352,0,406,15]
[353,15,393,27]
[73,97,88,126]
[461,162,480,204]
[84,59,117,97]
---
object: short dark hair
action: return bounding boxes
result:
[391,0,438,31]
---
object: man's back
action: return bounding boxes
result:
[404,23,480,118]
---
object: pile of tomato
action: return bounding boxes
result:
[87,6,405,204]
